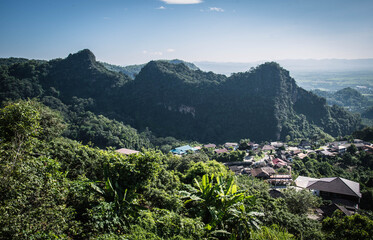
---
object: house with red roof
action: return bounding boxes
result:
[272,158,287,168]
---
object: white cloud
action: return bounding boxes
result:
[209,7,224,12]
[160,0,202,4]
[157,6,166,10]
[166,48,175,52]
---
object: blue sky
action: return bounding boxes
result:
[0,0,372,65]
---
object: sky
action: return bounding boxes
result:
[0,0,373,65]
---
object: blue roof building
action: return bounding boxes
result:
[170,145,197,155]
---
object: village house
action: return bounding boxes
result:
[318,150,336,157]
[262,145,275,152]
[271,158,287,168]
[268,174,292,187]
[295,176,319,189]
[252,160,267,168]
[364,145,373,154]
[116,148,140,155]
[275,149,291,161]
[224,142,238,150]
[329,145,347,154]
[296,176,362,216]
[203,143,216,149]
[194,146,202,151]
[306,177,361,206]
[225,161,252,175]
[215,148,229,154]
[271,141,284,149]
[296,152,308,159]
[328,141,348,149]
[251,167,276,179]
[170,145,197,155]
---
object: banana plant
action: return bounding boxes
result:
[180,174,261,238]
[91,173,146,228]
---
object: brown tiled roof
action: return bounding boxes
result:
[262,145,275,151]
[215,148,229,154]
[251,167,275,177]
[225,142,238,147]
[307,177,361,198]
[272,158,287,166]
[204,144,216,148]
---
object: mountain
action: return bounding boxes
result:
[312,87,371,113]
[101,59,199,79]
[0,49,361,144]
[123,61,360,142]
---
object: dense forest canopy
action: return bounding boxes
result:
[0,99,372,239]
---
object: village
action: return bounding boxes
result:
[116,138,372,219]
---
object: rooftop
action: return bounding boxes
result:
[307,177,362,198]
[116,148,140,155]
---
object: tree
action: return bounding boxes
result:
[0,100,42,186]
[282,188,321,215]
[322,211,373,240]
[347,143,358,155]
[0,99,41,143]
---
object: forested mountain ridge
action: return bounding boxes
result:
[0,49,361,144]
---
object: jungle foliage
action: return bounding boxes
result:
[0,100,346,239]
